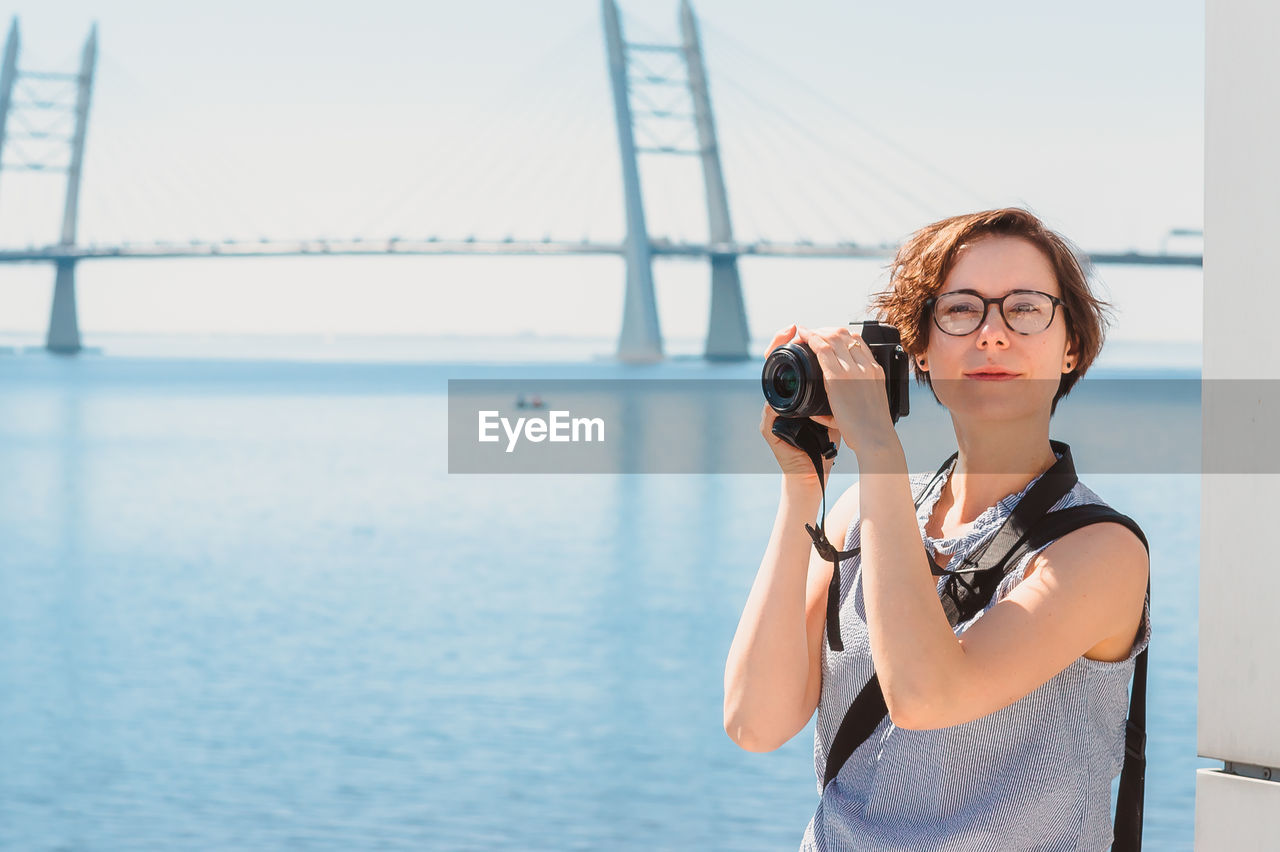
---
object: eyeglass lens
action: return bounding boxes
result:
[933,292,1055,335]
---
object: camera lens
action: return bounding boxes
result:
[772,364,800,400]
[762,343,830,417]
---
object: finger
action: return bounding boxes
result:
[806,332,854,375]
[760,403,780,434]
[849,334,885,375]
[768,324,796,345]
[801,327,870,378]
[804,326,852,355]
[831,326,870,362]
[827,328,879,374]
[764,324,797,356]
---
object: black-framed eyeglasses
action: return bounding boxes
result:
[925,289,1066,336]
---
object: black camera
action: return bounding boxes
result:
[762,322,911,455]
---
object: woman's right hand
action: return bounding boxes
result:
[760,324,840,488]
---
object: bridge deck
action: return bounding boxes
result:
[0,239,1203,267]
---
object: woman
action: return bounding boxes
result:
[723,208,1151,851]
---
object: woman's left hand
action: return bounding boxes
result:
[795,325,902,460]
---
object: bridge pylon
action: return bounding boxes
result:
[0,18,97,354]
[679,0,748,360]
[601,1,751,361]
[602,0,662,362]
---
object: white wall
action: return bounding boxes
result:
[1198,0,1280,845]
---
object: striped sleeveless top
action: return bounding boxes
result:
[799,457,1152,852]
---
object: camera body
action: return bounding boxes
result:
[762,321,911,424]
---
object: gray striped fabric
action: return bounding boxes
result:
[799,458,1151,852]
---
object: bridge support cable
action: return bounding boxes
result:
[463,77,607,242]
[717,91,867,244]
[715,118,812,243]
[89,52,307,243]
[349,19,603,241]
[713,72,935,242]
[701,20,990,216]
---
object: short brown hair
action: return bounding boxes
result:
[870,207,1113,415]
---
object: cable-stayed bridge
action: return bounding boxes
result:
[0,2,1202,360]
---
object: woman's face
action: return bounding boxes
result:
[921,235,1077,423]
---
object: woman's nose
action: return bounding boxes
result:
[975,303,1010,348]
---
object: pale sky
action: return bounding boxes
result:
[0,1,1203,342]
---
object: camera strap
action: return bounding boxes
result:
[779,419,860,654]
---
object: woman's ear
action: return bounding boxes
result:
[916,355,929,372]
[1063,339,1080,373]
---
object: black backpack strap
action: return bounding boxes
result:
[822,672,888,788]
[821,497,1150,851]
[1115,639,1148,852]
[1005,504,1150,852]
[933,440,1078,626]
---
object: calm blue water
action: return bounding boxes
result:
[0,349,1209,850]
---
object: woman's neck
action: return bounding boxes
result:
[942,418,1058,525]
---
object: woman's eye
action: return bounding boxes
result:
[945,304,978,315]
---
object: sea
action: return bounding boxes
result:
[0,331,1211,850]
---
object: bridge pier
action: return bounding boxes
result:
[616,249,663,362]
[46,260,81,353]
[705,255,749,359]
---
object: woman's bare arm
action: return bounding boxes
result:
[723,478,860,752]
[856,442,1149,731]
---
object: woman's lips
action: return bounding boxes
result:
[965,371,1020,381]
